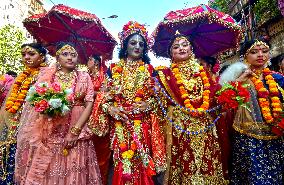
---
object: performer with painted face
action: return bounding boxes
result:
[219,38,284,184]
[89,21,166,185]
[14,42,102,185]
[154,34,227,184]
[0,43,47,184]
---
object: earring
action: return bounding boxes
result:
[56,62,62,70]
[40,62,47,67]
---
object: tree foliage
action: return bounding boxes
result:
[253,0,281,24]
[0,24,26,74]
[210,0,230,13]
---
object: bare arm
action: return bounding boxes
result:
[74,101,93,128]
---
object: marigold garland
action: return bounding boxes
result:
[250,68,283,128]
[5,68,39,113]
[111,60,156,178]
[171,63,210,115]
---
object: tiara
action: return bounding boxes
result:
[118,21,149,46]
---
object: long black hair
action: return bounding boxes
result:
[90,54,102,68]
[118,33,150,64]
[240,38,270,57]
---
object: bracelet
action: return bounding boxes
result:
[70,126,82,136]
[102,102,113,113]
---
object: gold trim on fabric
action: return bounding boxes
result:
[277,84,284,102]
[163,122,173,185]
[158,71,179,103]
[233,124,279,140]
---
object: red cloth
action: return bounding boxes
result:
[93,134,111,185]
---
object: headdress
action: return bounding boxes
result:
[118,21,149,46]
[245,40,270,56]
[56,44,77,56]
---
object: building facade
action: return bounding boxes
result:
[0,0,46,41]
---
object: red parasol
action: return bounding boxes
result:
[151,4,243,58]
[23,4,117,63]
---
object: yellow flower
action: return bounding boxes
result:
[134,120,141,126]
[172,68,179,73]
[122,150,134,159]
[197,108,204,112]
[181,94,189,99]
[138,66,145,72]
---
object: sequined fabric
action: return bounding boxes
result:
[156,67,228,185]
[15,67,102,185]
[91,61,166,185]
[230,133,284,185]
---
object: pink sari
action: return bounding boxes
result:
[15,67,102,185]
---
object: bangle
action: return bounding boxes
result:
[70,126,82,136]
[102,102,113,113]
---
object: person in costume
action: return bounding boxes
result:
[0,43,47,184]
[154,34,228,185]
[88,21,166,185]
[219,38,284,184]
[14,42,102,185]
[87,54,111,185]
[0,71,17,107]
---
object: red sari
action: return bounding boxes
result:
[90,69,111,185]
[156,64,228,185]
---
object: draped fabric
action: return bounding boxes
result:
[88,61,166,185]
[229,72,284,184]
[15,67,102,185]
[156,67,227,185]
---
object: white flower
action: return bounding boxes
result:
[64,88,73,95]
[48,98,62,109]
[28,86,36,96]
[26,95,32,102]
[61,104,70,115]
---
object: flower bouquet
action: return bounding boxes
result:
[216,81,250,111]
[26,82,73,117]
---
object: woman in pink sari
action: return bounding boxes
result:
[15,42,102,185]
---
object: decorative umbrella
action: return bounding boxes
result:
[151,4,243,58]
[23,4,117,63]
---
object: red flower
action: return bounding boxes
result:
[34,99,49,112]
[51,82,61,93]
[146,159,156,176]
[35,84,47,95]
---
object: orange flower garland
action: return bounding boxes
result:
[171,63,211,114]
[250,68,282,124]
[5,68,39,113]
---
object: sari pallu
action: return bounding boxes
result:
[15,67,102,185]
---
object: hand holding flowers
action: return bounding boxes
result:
[216,81,250,111]
[27,82,73,117]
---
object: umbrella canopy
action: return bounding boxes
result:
[23,4,117,63]
[151,4,243,58]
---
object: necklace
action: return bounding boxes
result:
[250,68,282,124]
[171,59,211,115]
[55,70,76,89]
[5,68,39,113]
